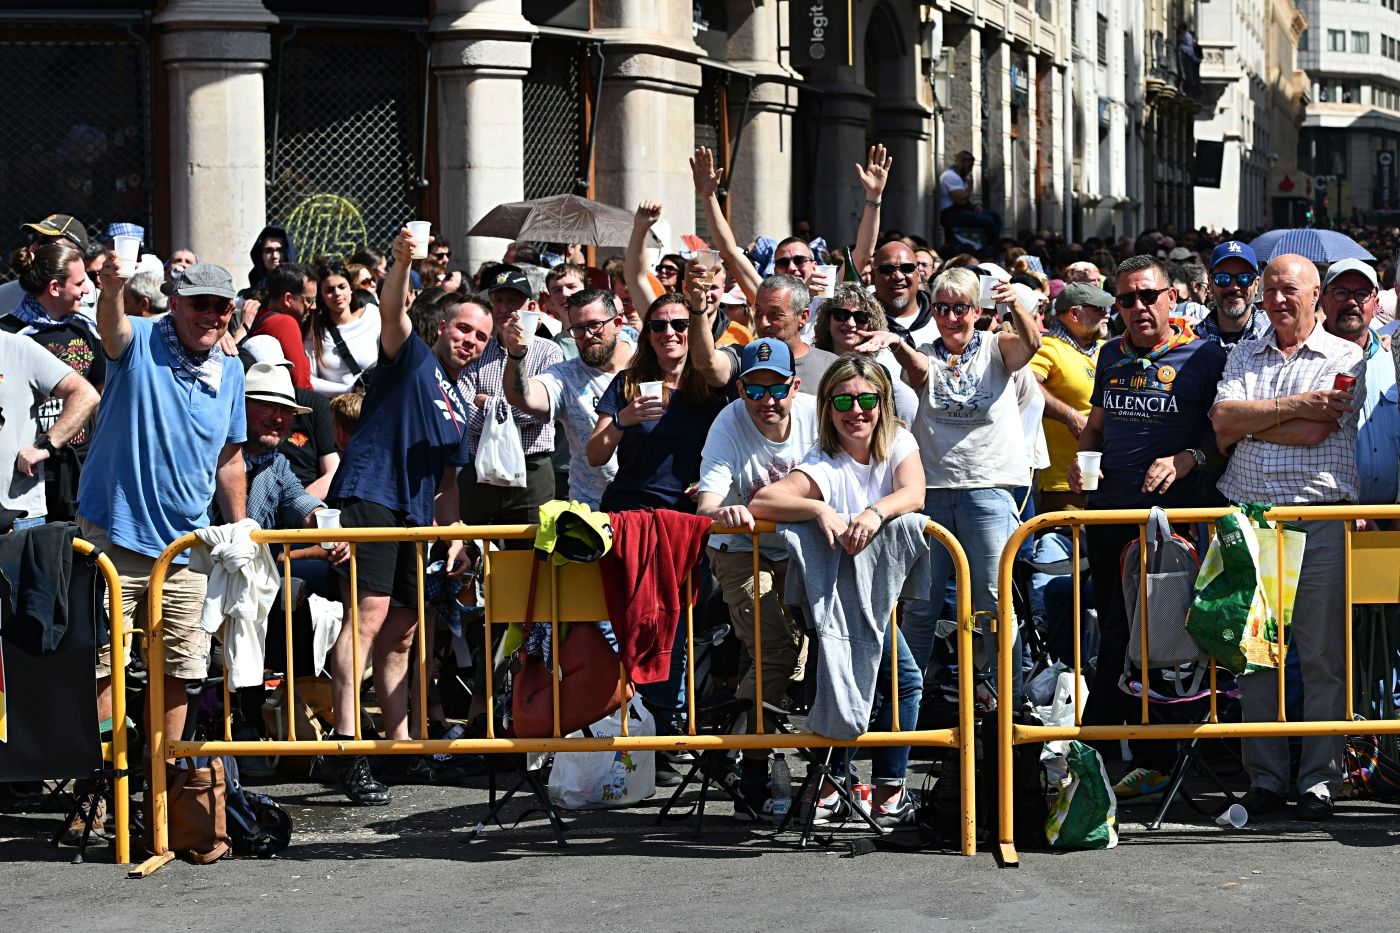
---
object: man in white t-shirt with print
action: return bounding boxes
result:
[502,288,633,508]
[696,337,819,818]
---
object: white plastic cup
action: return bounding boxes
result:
[407,221,432,259]
[113,235,140,277]
[1076,451,1103,492]
[315,508,342,550]
[517,311,540,345]
[639,380,664,398]
[979,276,998,309]
[817,264,838,298]
[1215,803,1248,829]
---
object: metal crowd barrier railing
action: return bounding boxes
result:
[140,520,978,864]
[995,504,1400,867]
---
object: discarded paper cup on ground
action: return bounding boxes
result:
[1076,451,1103,492]
[1215,803,1248,829]
[113,235,140,277]
[639,380,664,399]
[818,264,838,298]
[315,508,342,550]
[407,221,432,259]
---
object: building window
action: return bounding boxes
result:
[1354,32,1371,54]
[1097,14,1108,66]
[1329,30,1347,51]
[1299,28,1308,51]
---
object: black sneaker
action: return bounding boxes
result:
[1295,791,1335,822]
[654,755,685,788]
[1239,786,1285,817]
[339,755,391,806]
[383,754,480,786]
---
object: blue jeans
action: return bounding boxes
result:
[829,626,922,787]
[905,487,1024,705]
[12,515,45,531]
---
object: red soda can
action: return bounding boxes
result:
[855,783,873,814]
[1334,372,1357,393]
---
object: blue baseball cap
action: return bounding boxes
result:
[738,337,794,379]
[1209,240,1259,272]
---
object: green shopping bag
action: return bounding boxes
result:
[1185,508,1260,673]
[1045,741,1118,850]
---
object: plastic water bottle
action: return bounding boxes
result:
[769,754,792,817]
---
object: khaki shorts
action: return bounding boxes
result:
[79,516,210,681]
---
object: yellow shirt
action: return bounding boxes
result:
[1028,333,1102,491]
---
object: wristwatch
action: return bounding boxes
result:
[1186,448,1206,467]
[35,435,56,454]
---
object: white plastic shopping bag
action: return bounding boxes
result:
[476,397,528,488]
[548,697,656,809]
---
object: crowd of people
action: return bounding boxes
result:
[4,139,1397,842]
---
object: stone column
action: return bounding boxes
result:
[724,0,799,244]
[801,73,873,247]
[938,23,981,246]
[591,0,704,250]
[155,0,276,279]
[984,36,1012,226]
[430,1,535,271]
[874,100,933,237]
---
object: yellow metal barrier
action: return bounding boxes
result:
[995,504,1400,867]
[68,539,131,865]
[140,520,978,862]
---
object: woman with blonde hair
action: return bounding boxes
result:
[750,354,925,826]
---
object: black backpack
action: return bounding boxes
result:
[220,755,293,858]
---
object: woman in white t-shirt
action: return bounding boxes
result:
[306,261,383,397]
[865,265,1042,704]
[749,354,925,827]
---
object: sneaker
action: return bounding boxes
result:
[339,755,391,806]
[1295,791,1334,822]
[1239,786,1286,816]
[654,756,685,788]
[59,793,108,846]
[812,793,849,825]
[383,754,476,786]
[872,788,916,829]
[1112,768,1170,799]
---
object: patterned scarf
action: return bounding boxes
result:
[158,315,223,392]
[1106,318,1195,371]
[931,329,983,393]
[12,293,77,332]
[1048,321,1099,360]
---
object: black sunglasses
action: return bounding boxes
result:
[1212,271,1257,289]
[646,318,690,334]
[877,262,918,276]
[932,302,975,317]
[775,255,813,269]
[830,307,872,325]
[187,295,230,312]
[656,264,680,276]
[1116,288,1167,309]
[831,392,880,412]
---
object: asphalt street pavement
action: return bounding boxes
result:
[2,755,1398,931]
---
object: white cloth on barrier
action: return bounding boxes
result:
[191,519,279,688]
[308,594,344,677]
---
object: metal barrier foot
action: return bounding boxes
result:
[996,842,1020,867]
[128,851,175,878]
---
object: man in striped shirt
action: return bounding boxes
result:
[1210,253,1365,823]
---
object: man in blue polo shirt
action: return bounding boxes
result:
[80,259,248,754]
[1068,254,1228,799]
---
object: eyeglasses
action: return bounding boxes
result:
[741,382,794,401]
[830,307,872,326]
[932,302,975,317]
[187,296,230,313]
[775,255,813,270]
[646,318,690,334]
[1116,288,1167,309]
[656,265,680,276]
[567,318,612,339]
[1328,285,1376,303]
[876,262,918,276]
[830,392,880,412]
[1212,271,1257,289]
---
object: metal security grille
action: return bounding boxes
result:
[522,39,585,201]
[266,37,421,261]
[0,39,152,282]
[693,68,727,242]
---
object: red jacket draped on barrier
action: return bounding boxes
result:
[600,509,714,684]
